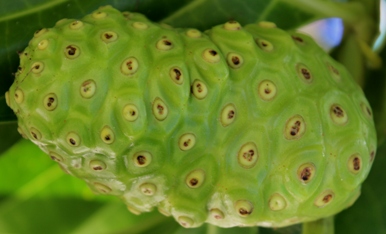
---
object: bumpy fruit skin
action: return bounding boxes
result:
[6,5,377,228]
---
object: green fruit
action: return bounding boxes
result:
[5,5,377,229]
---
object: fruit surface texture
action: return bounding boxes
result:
[5,5,377,228]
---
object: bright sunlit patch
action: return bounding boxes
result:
[298,18,344,52]
[373,0,386,52]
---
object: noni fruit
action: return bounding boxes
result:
[5,5,377,228]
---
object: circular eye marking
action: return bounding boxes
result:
[122,104,139,121]
[121,57,139,75]
[100,126,114,144]
[43,93,58,111]
[178,216,194,228]
[66,132,81,146]
[185,169,205,188]
[258,21,277,28]
[122,11,131,19]
[238,142,259,169]
[348,154,362,174]
[94,182,112,194]
[210,208,224,220]
[360,103,372,119]
[14,89,24,104]
[191,80,208,99]
[203,49,220,63]
[269,193,287,211]
[152,98,168,121]
[179,133,196,151]
[80,79,96,98]
[31,62,44,74]
[314,190,334,207]
[49,152,64,163]
[132,22,148,29]
[92,11,107,19]
[296,63,313,83]
[186,29,201,38]
[292,35,305,45]
[156,39,173,51]
[30,127,42,140]
[38,39,49,50]
[370,150,376,162]
[330,104,348,125]
[256,39,274,52]
[258,80,277,101]
[139,183,157,196]
[227,52,244,69]
[34,28,47,37]
[284,115,306,140]
[70,20,83,29]
[221,103,236,127]
[235,200,253,217]
[133,151,152,167]
[5,91,10,107]
[297,163,316,184]
[327,63,341,81]
[169,67,184,85]
[90,160,107,171]
[65,45,80,59]
[224,20,241,30]
[101,31,118,43]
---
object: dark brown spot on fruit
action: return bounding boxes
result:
[209,50,217,56]
[66,45,76,56]
[232,56,240,65]
[353,157,360,171]
[323,194,333,203]
[301,167,312,181]
[189,178,198,186]
[69,138,76,145]
[137,155,146,165]
[290,121,301,136]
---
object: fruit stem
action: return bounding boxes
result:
[302,216,334,234]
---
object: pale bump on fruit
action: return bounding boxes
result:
[330,104,348,125]
[17,127,28,139]
[169,67,184,85]
[314,190,335,208]
[92,11,107,19]
[296,63,313,83]
[100,126,115,144]
[38,39,49,50]
[224,20,241,30]
[348,154,362,174]
[127,206,142,215]
[89,160,107,171]
[258,80,277,101]
[31,62,44,74]
[327,63,341,81]
[258,21,277,28]
[178,216,194,228]
[5,91,10,107]
[94,182,112,194]
[152,97,168,121]
[49,152,64,163]
[235,200,253,217]
[80,79,97,98]
[139,183,157,196]
[227,52,244,69]
[185,169,205,188]
[14,89,24,104]
[30,127,42,140]
[70,20,83,29]
[65,45,80,59]
[101,31,118,43]
[237,142,259,169]
[284,115,306,140]
[43,93,58,111]
[132,22,148,29]
[178,133,196,151]
[210,208,224,220]
[66,132,81,146]
[191,80,208,99]
[297,163,316,184]
[133,151,152,167]
[202,49,220,63]
[156,38,173,51]
[292,35,305,45]
[256,39,274,52]
[121,57,139,75]
[122,104,139,121]
[34,28,47,38]
[269,193,287,211]
[220,103,236,127]
[360,102,372,119]
[186,29,201,38]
